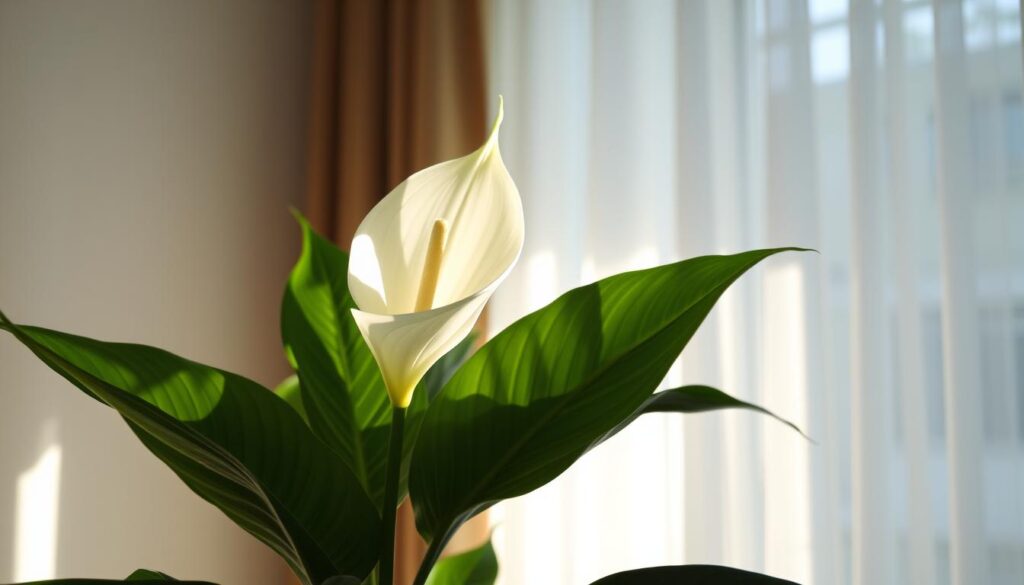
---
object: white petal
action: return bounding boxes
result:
[351,285,494,408]
[347,100,525,315]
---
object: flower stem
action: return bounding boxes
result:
[379,406,406,585]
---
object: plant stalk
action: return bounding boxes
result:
[379,406,406,585]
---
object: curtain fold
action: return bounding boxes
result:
[306,0,488,243]
[304,1,488,583]
[487,1,1024,584]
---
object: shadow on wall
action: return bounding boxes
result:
[0,0,315,583]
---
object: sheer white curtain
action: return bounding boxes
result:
[484,1,1024,584]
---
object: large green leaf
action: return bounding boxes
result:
[124,570,179,581]
[14,568,217,584]
[14,581,211,585]
[424,538,498,585]
[410,249,802,546]
[280,216,477,511]
[589,565,798,584]
[593,384,808,449]
[0,312,380,585]
[401,333,477,488]
[417,333,476,403]
[281,214,392,509]
[274,374,308,424]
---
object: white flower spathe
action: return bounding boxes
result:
[347,99,524,407]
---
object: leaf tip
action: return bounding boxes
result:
[788,246,819,255]
[289,207,311,228]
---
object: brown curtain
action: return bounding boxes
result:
[303,1,490,583]
[306,0,488,241]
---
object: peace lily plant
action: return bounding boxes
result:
[1,100,807,585]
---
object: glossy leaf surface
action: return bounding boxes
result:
[0,312,380,585]
[14,568,216,584]
[281,215,392,509]
[590,565,798,584]
[410,249,802,543]
[418,333,476,403]
[280,217,477,510]
[15,580,213,584]
[14,582,210,585]
[594,384,808,449]
[124,570,177,581]
[274,373,308,424]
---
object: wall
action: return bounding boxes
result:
[0,1,312,583]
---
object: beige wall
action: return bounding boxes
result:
[0,1,312,583]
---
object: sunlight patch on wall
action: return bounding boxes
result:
[13,423,62,582]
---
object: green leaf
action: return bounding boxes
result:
[401,333,477,489]
[418,333,477,403]
[280,214,393,509]
[13,582,209,585]
[280,214,477,511]
[15,580,213,585]
[274,374,308,424]
[13,568,217,584]
[410,249,804,545]
[424,538,498,585]
[594,384,809,448]
[0,311,381,585]
[320,578,362,585]
[589,565,798,584]
[125,569,176,580]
